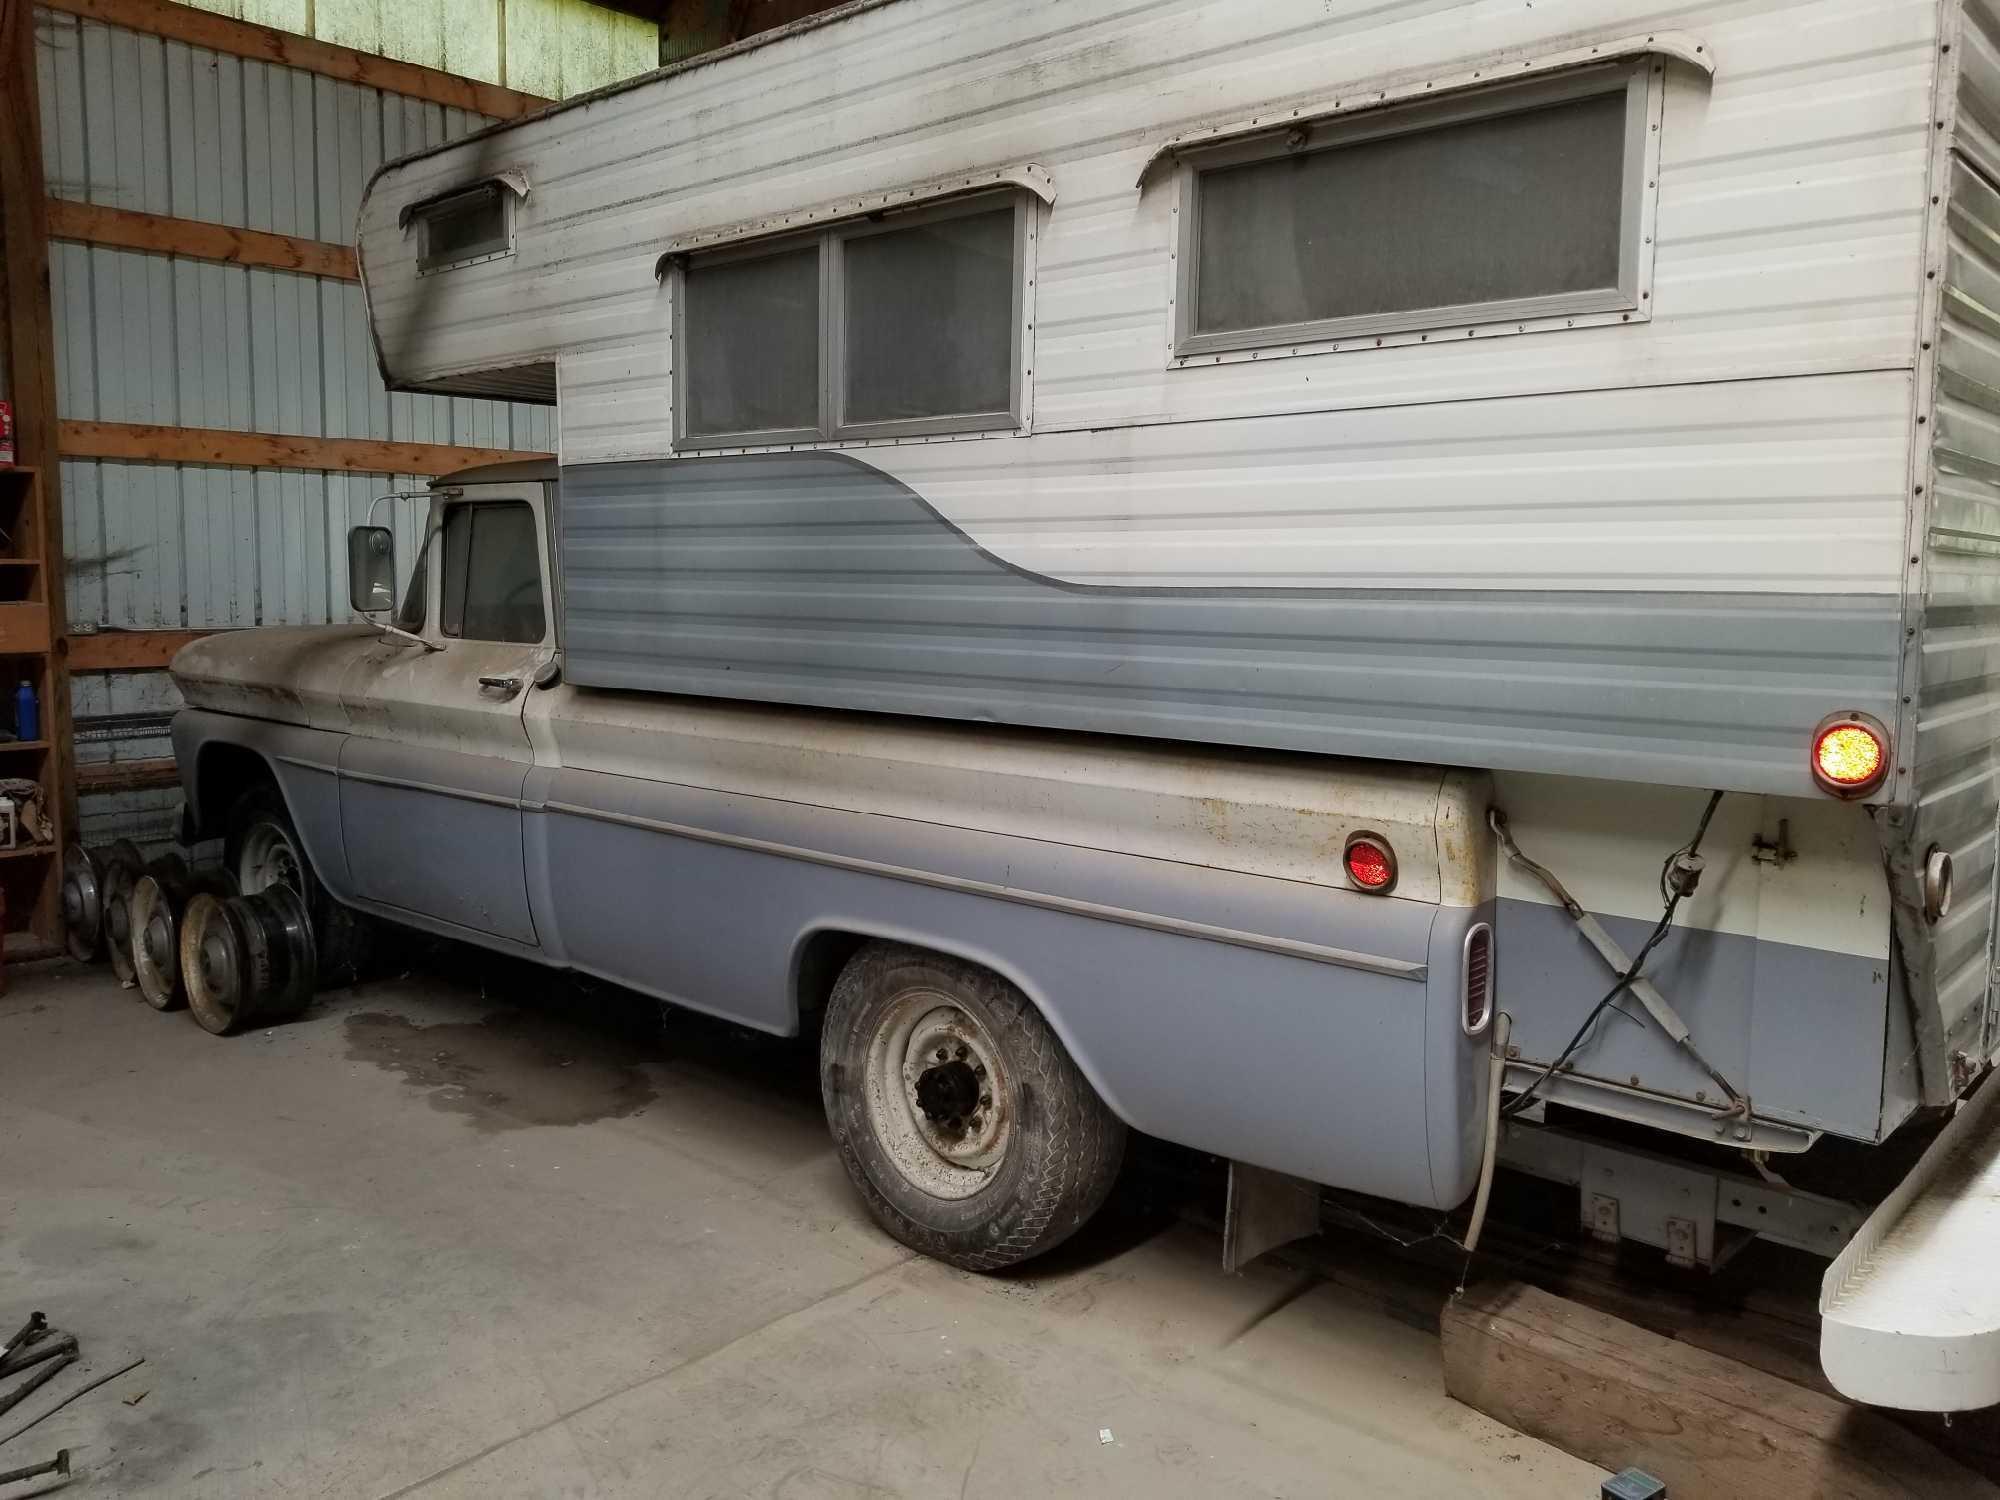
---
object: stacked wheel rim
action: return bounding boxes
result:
[60,843,106,962]
[181,883,316,1036]
[100,840,147,986]
[130,855,192,1010]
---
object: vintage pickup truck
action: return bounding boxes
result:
[153,0,2000,1413]
[170,460,1499,1273]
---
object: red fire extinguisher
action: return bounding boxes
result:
[0,401,14,466]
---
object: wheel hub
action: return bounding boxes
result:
[199,924,237,994]
[861,995,1013,1199]
[914,1057,982,1129]
[143,909,174,970]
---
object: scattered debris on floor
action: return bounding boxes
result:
[0,1306,147,1484]
[0,1448,70,1491]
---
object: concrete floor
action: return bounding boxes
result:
[0,954,1601,1498]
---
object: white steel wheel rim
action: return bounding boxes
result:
[862,992,1013,1201]
[130,878,177,1006]
[237,822,302,897]
[180,894,241,1030]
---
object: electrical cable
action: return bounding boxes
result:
[1500,789,1724,1122]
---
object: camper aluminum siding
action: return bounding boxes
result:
[358,0,1931,802]
[1906,0,2000,1085]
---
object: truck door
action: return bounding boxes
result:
[337,487,553,945]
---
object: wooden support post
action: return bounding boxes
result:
[1,0,76,948]
[1441,1281,1996,1499]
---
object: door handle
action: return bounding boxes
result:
[478,675,523,697]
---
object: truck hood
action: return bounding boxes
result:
[170,625,383,733]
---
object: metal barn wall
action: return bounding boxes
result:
[180,0,660,99]
[32,4,603,843]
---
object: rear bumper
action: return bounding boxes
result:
[1821,1072,2000,1411]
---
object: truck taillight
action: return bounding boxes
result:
[1811,711,1890,798]
[1462,922,1494,1037]
[1344,832,1396,893]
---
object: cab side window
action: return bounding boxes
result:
[440,501,545,643]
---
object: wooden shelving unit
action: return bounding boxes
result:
[0,466,63,947]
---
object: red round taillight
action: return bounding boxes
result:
[1344,832,1397,894]
[1810,710,1891,799]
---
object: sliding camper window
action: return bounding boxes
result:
[1175,65,1648,355]
[674,191,1026,447]
[415,185,514,275]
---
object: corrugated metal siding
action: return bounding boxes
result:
[178,0,658,98]
[33,7,560,826]
[563,444,1903,797]
[1911,4,2000,1086]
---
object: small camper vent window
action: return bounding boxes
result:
[675,191,1026,447]
[416,185,513,274]
[1176,65,1649,354]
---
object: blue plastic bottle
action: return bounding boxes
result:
[15,679,37,743]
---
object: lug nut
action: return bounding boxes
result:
[968,1115,983,1131]
[936,1047,950,1061]
[955,1044,969,1060]
[972,1062,986,1077]
[979,1093,991,1108]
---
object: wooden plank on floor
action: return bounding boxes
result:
[59,420,550,477]
[1441,1280,1997,1500]
[68,629,212,672]
[47,200,358,281]
[39,0,551,118]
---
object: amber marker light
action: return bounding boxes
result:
[1810,711,1890,799]
[1344,832,1397,893]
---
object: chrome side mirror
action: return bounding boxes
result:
[347,525,396,613]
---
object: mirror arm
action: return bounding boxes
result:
[373,620,445,653]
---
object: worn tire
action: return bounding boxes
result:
[820,941,1126,1271]
[223,784,371,985]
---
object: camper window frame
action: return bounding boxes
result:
[1170,61,1656,360]
[671,189,1030,451]
[414,183,516,276]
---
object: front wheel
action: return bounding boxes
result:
[223,785,370,984]
[820,941,1126,1271]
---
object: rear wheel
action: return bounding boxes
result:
[820,941,1125,1270]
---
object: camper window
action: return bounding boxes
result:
[674,191,1026,448]
[1175,65,1649,355]
[416,185,513,274]
[682,245,823,442]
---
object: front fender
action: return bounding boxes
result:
[172,709,354,900]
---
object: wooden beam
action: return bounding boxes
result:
[40,0,553,119]
[78,756,180,795]
[59,420,551,478]
[1441,1281,1996,1500]
[47,200,358,281]
[68,629,212,673]
[2,0,75,947]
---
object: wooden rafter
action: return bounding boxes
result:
[68,629,212,673]
[60,420,552,478]
[46,200,359,281]
[40,0,554,119]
